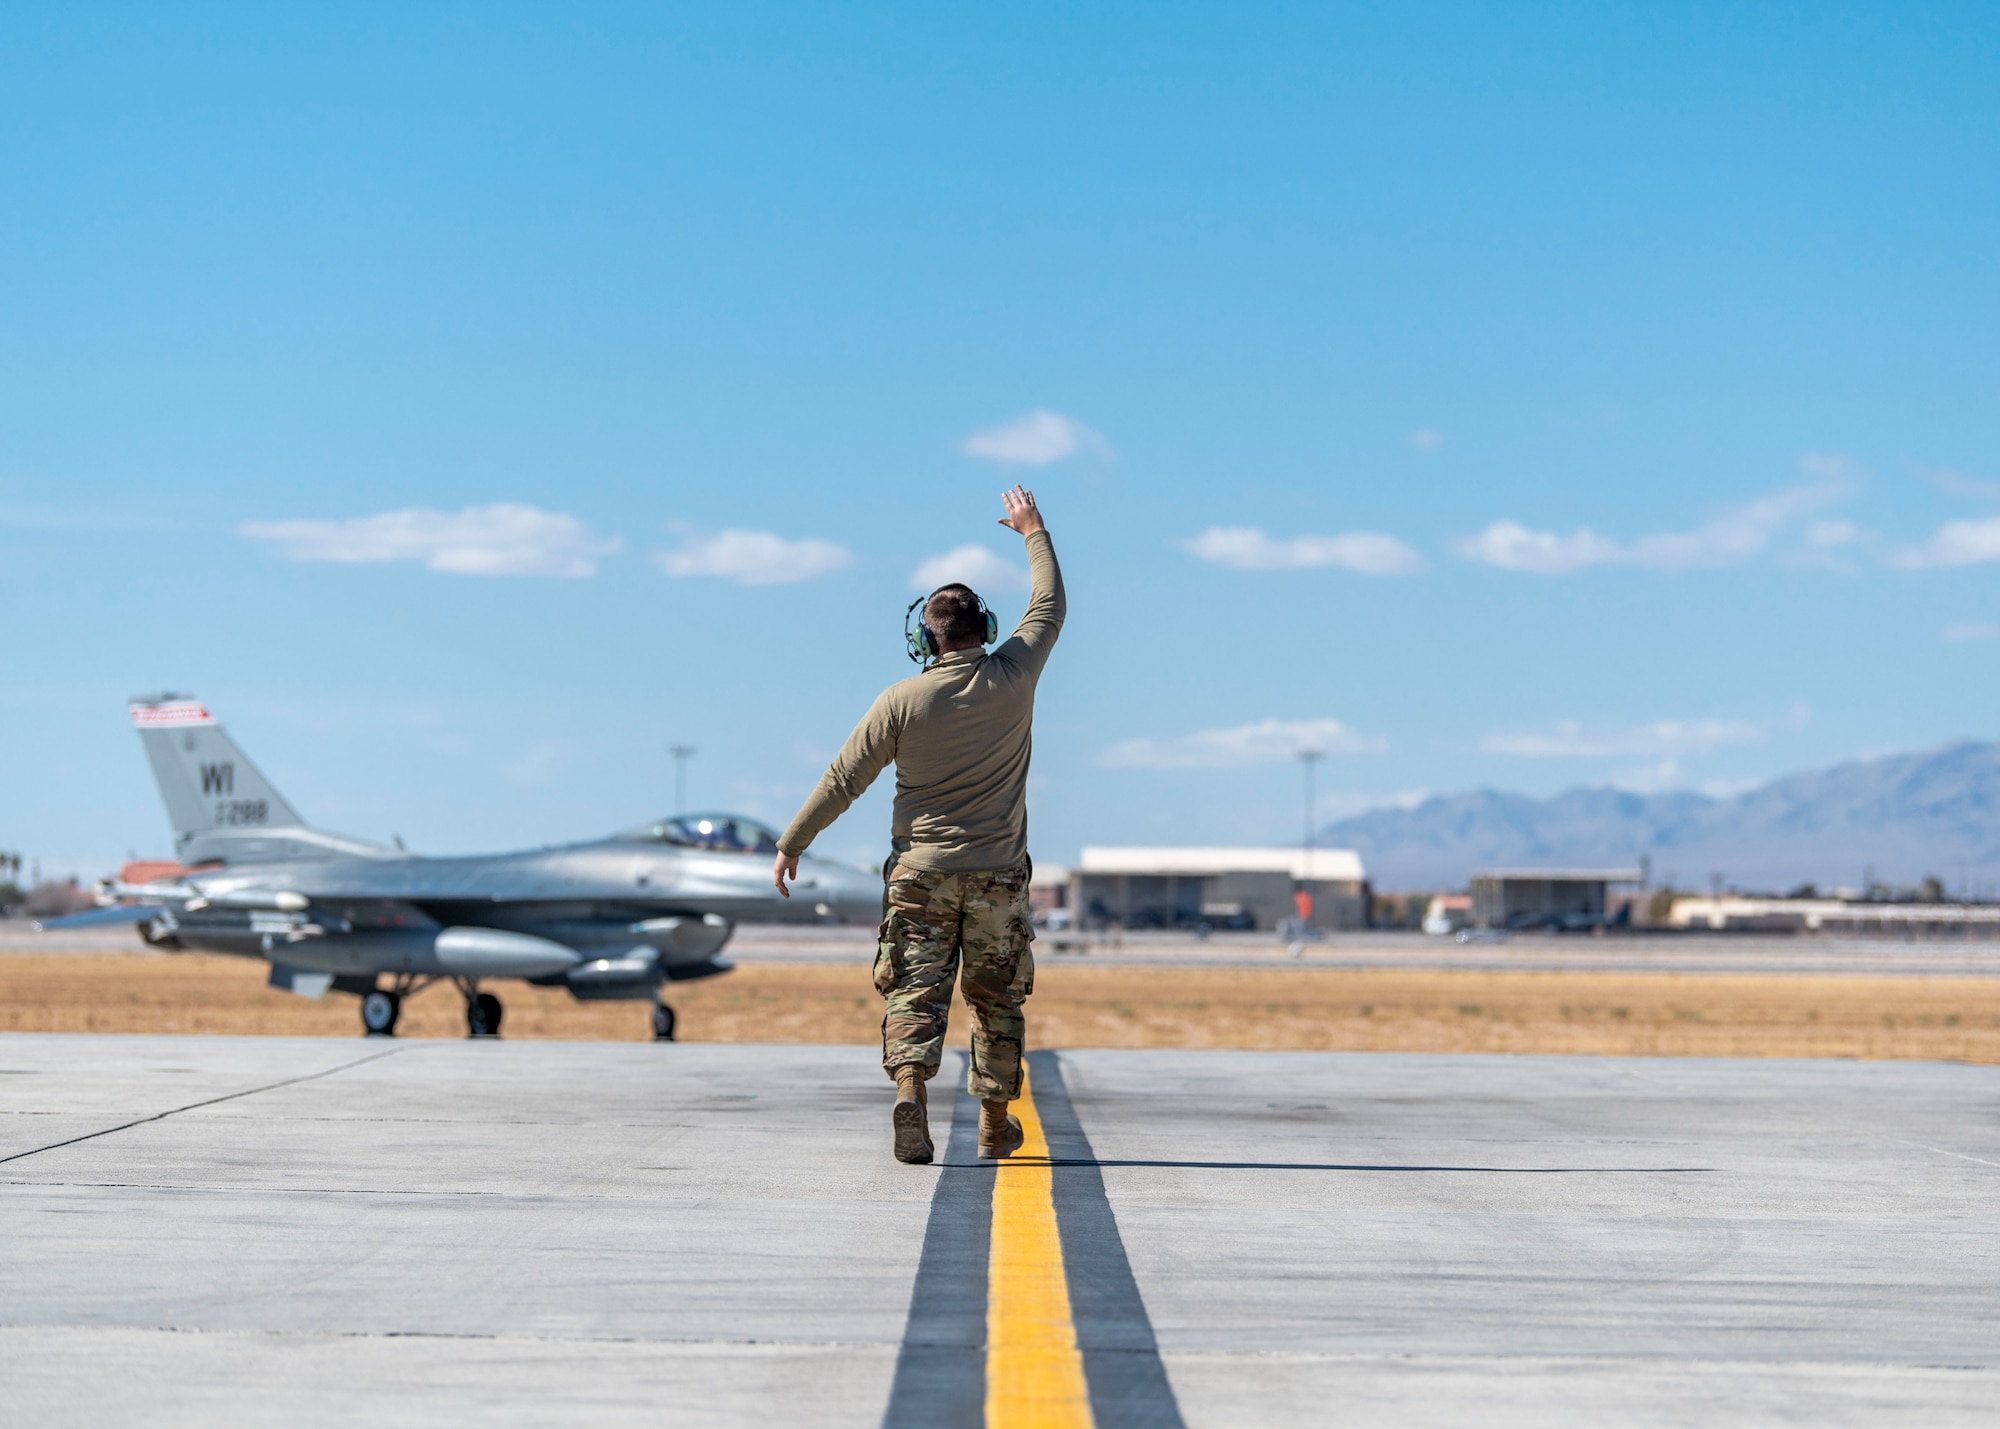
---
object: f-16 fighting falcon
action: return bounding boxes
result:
[39,698,881,1040]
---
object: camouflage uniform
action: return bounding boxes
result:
[877,859,1034,1101]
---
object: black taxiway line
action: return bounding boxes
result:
[1029,1050,1187,1429]
[881,1056,991,1429]
[883,1052,1187,1428]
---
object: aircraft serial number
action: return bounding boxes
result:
[215,800,269,826]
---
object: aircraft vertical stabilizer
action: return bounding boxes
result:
[130,694,308,849]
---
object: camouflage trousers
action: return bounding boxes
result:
[876,860,1035,1101]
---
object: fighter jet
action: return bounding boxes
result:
[40,695,881,1040]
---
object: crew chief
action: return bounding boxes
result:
[772,485,1064,1164]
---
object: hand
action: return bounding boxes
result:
[997,485,1046,537]
[773,851,799,898]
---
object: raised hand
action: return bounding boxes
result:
[997,485,1046,537]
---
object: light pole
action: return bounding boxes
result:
[1298,748,1324,935]
[669,745,696,816]
[1299,748,1324,861]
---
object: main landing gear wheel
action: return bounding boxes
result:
[651,1003,677,1042]
[361,990,401,1037]
[468,992,504,1039]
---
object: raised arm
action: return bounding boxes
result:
[996,485,1064,674]
[772,694,898,895]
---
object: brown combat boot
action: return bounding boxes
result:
[978,1098,1024,1160]
[892,1064,933,1165]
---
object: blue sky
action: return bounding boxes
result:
[4,3,1997,881]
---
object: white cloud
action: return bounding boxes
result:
[1598,758,1759,796]
[1942,622,2000,643]
[961,410,1111,466]
[240,503,620,578]
[1453,521,1623,575]
[1100,718,1386,769]
[1609,758,1685,793]
[1410,428,1445,451]
[1888,517,2000,570]
[653,530,851,586]
[1804,519,1859,548]
[1183,526,1425,575]
[1318,788,1432,820]
[1455,482,1847,575]
[909,544,1030,592]
[1480,709,1806,759]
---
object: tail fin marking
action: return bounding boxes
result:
[129,695,308,845]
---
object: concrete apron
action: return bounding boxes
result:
[1,1035,1996,1427]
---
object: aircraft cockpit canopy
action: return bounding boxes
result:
[621,814,782,854]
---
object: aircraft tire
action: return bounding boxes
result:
[651,1004,677,1042]
[361,990,400,1037]
[469,992,504,1039]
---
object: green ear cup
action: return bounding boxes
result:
[905,588,998,665]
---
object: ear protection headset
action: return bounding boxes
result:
[905,587,999,665]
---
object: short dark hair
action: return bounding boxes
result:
[924,585,986,645]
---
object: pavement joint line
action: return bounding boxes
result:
[1038,1159,1714,1173]
[6,1326,1992,1374]
[1149,1348,2000,1372]
[7,1112,498,1124]
[1903,1141,2000,1170]
[0,1045,412,1166]
[1,1180,517,1196]
[2,1178,923,1203]
[0,1324,897,1350]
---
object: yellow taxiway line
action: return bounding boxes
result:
[984,1065,1093,1427]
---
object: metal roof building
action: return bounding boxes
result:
[1073,846,1368,932]
[1469,868,1645,930]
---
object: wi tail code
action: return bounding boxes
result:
[200,762,234,796]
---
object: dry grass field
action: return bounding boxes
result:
[3,952,1999,1063]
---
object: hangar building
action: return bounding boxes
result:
[1073,847,1369,931]
[1469,868,1645,929]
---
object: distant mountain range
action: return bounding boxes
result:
[1322,741,2000,893]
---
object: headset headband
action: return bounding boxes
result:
[905,586,1000,666]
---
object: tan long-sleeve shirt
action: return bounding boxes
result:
[778,530,1065,872]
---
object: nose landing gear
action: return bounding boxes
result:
[651,1001,677,1042]
[360,989,401,1036]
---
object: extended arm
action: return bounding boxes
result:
[772,695,898,895]
[996,485,1064,674]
